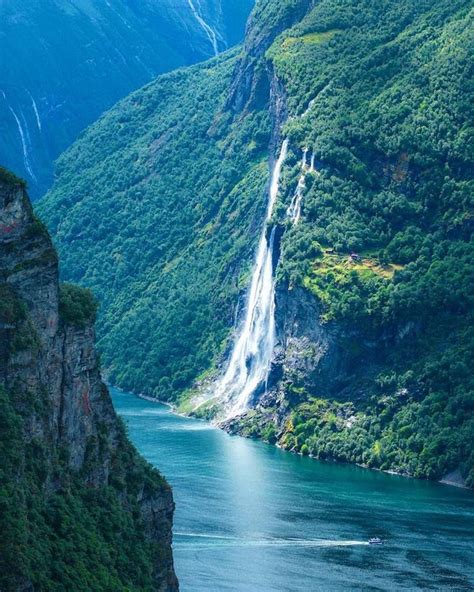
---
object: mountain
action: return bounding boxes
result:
[40,0,473,486]
[0,167,177,590]
[0,0,254,199]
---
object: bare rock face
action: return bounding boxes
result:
[270,283,366,401]
[224,280,401,440]
[226,0,313,114]
[0,170,178,591]
[271,282,412,404]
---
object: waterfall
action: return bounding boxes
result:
[27,90,42,132]
[215,140,288,417]
[187,0,221,56]
[8,105,36,181]
[287,148,308,224]
[287,148,319,225]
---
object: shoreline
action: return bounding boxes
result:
[110,384,471,491]
[110,385,212,423]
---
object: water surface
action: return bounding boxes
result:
[111,388,474,591]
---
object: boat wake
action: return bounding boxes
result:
[173,532,369,550]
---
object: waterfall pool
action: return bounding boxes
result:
[112,387,474,591]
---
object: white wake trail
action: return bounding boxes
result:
[174,532,370,549]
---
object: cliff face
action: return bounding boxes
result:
[226,0,312,114]
[0,169,178,591]
[270,283,403,401]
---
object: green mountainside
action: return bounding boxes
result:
[40,49,273,398]
[40,0,473,485]
[0,0,253,198]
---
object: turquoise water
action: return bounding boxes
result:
[111,388,474,591]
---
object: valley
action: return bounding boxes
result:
[40,0,474,487]
[0,0,472,589]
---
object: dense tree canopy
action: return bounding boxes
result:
[40,0,473,483]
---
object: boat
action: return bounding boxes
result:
[368,537,383,545]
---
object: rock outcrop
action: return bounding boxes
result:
[0,168,178,591]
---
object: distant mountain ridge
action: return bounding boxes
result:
[0,0,253,198]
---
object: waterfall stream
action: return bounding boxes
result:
[287,149,317,224]
[187,0,221,56]
[8,104,36,181]
[27,90,42,132]
[215,140,288,417]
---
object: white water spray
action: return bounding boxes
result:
[215,140,288,417]
[287,148,318,224]
[187,0,220,56]
[287,148,309,224]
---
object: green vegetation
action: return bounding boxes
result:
[267,0,473,482]
[279,368,474,486]
[59,283,98,328]
[0,284,26,325]
[1,164,174,589]
[40,50,272,400]
[41,0,473,482]
[0,166,26,188]
[0,386,169,591]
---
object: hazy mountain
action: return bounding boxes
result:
[0,0,253,198]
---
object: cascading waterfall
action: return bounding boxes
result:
[209,89,324,419]
[8,104,36,181]
[187,0,222,57]
[287,148,317,224]
[287,148,307,224]
[215,140,288,418]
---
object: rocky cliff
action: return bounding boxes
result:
[0,168,178,590]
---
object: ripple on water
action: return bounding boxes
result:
[111,388,474,592]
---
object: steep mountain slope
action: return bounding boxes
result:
[0,168,177,591]
[40,48,273,398]
[0,0,253,198]
[40,0,473,485]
